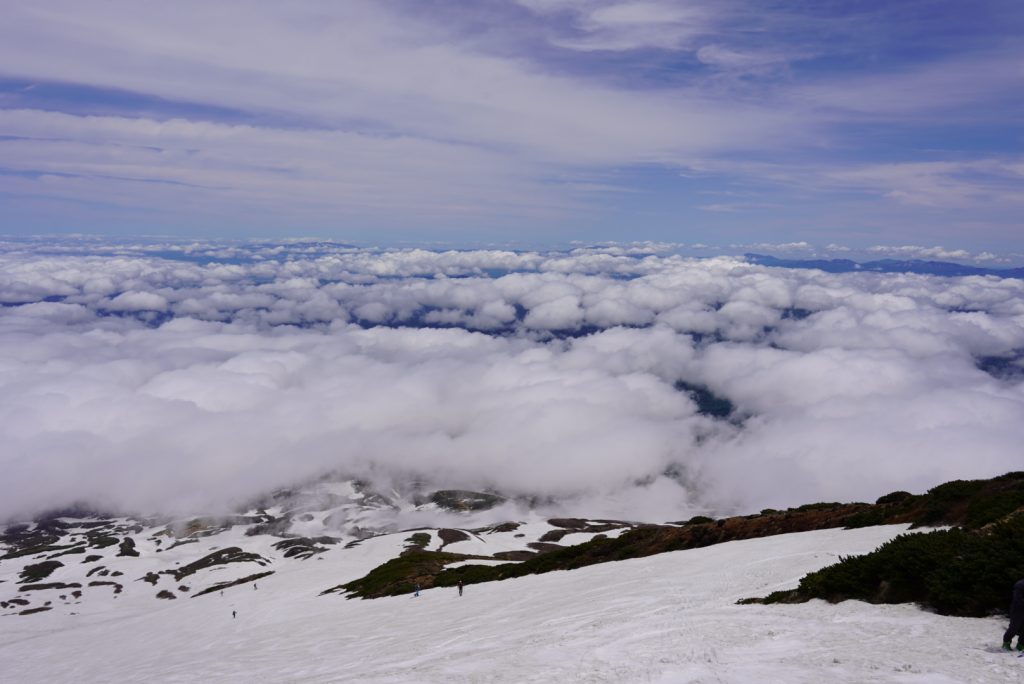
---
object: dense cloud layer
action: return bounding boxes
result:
[1,241,1022,522]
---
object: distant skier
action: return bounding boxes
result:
[457,580,463,597]
[254,583,257,591]
[232,610,236,619]
[1003,578,1024,651]
[414,583,420,598]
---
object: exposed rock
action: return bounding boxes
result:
[19,606,52,615]
[1,521,68,559]
[245,519,292,537]
[538,529,570,542]
[192,570,275,598]
[88,581,123,594]
[540,521,623,542]
[171,547,269,581]
[19,561,63,583]
[491,550,536,561]
[84,532,120,549]
[437,529,470,549]
[547,518,588,530]
[527,542,564,553]
[19,582,81,591]
[118,537,139,557]
[427,490,505,512]
[273,538,330,560]
[403,532,431,551]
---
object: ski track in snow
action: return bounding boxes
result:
[1,525,1019,683]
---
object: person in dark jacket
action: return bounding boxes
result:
[457,580,463,597]
[1003,578,1024,650]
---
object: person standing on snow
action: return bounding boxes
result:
[1003,578,1024,651]
[414,583,420,598]
[457,580,463,597]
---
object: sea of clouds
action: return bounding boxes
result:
[1,239,1022,523]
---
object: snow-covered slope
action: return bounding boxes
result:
[0,479,635,617]
[1,524,1017,683]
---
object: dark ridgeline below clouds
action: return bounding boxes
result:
[1,240,1022,523]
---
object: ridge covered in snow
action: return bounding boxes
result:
[0,478,638,618]
[2,521,1018,683]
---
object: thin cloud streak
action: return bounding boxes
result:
[1,1,1021,244]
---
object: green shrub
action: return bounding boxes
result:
[963,489,1024,529]
[403,532,431,549]
[876,491,913,505]
[843,508,889,529]
[782,514,1024,617]
[915,479,987,526]
[339,550,463,598]
[795,502,842,512]
[684,515,714,525]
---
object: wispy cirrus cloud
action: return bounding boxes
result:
[516,0,716,52]
[0,1,1021,247]
[824,160,1024,208]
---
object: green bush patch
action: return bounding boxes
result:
[403,532,432,550]
[336,471,1024,603]
[876,491,912,505]
[326,550,466,598]
[748,514,1024,617]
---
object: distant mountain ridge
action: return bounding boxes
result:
[3,472,1022,621]
[745,253,1024,278]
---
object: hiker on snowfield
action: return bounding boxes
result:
[414,583,420,597]
[457,580,463,597]
[1003,578,1024,651]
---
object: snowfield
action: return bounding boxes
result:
[1,524,1018,683]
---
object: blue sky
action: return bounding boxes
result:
[0,1,1021,257]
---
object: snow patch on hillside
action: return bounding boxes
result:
[1,525,1016,683]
